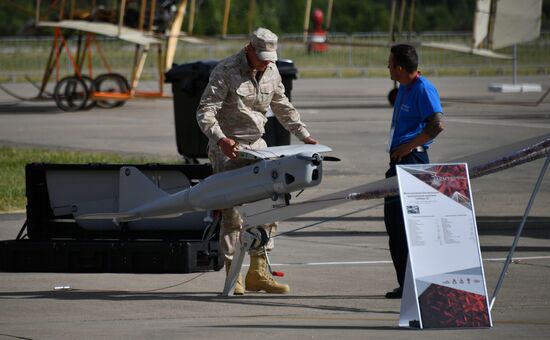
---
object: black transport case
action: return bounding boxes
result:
[0,163,223,273]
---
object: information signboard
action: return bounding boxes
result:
[396,163,492,329]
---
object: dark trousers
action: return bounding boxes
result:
[384,150,429,287]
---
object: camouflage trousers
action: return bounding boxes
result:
[208,138,277,261]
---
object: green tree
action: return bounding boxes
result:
[414,0,474,32]
[331,0,389,32]
[0,2,35,35]
[0,0,548,36]
[543,0,550,30]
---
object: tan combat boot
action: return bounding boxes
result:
[245,254,290,294]
[225,260,244,295]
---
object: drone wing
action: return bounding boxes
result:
[243,133,550,227]
[236,144,332,160]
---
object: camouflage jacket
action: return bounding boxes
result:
[196,49,310,145]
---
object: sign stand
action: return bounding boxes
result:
[396,163,492,329]
[399,258,421,328]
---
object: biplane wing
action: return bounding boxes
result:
[38,20,161,46]
[420,42,512,59]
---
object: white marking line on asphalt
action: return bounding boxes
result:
[445,118,550,129]
[265,255,550,267]
[276,260,392,266]
[485,255,550,262]
[301,109,320,114]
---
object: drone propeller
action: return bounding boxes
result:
[297,153,341,165]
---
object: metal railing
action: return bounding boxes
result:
[1,32,549,82]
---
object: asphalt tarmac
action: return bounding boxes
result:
[0,76,549,339]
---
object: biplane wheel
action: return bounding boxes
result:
[53,76,90,112]
[79,75,96,110]
[388,87,398,107]
[93,73,130,109]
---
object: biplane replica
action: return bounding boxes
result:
[0,0,193,111]
[0,0,334,111]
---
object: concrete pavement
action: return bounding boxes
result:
[0,75,549,339]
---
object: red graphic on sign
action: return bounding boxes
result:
[418,284,491,328]
[410,164,471,208]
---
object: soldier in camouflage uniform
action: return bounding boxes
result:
[197,27,318,294]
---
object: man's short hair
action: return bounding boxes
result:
[390,44,418,73]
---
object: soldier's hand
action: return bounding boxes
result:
[217,137,238,159]
[303,136,319,145]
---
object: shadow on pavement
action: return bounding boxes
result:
[0,104,62,114]
[0,290,398,315]
[476,216,550,240]
[204,324,400,331]
[284,216,550,240]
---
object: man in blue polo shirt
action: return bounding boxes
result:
[384,44,445,298]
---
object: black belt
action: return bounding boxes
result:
[390,145,426,154]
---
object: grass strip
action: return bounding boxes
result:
[0,146,178,212]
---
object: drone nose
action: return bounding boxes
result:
[311,153,322,166]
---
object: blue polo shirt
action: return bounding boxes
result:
[390,76,442,151]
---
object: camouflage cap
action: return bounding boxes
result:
[250,27,278,62]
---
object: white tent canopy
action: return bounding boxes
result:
[491,0,543,49]
[473,0,491,48]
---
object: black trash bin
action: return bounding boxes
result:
[264,59,298,147]
[166,59,298,160]
[165,61,218,161]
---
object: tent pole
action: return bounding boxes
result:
[489,155,549,310]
